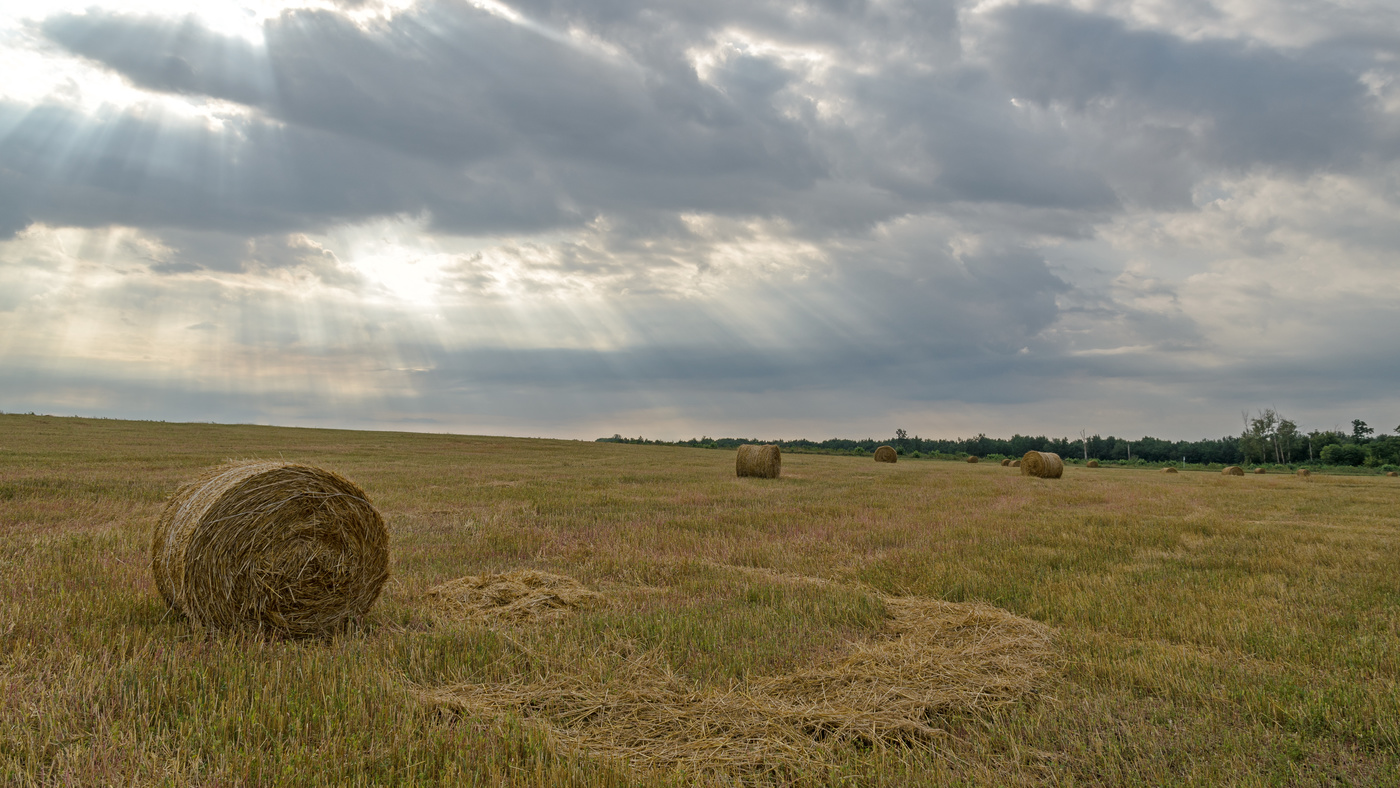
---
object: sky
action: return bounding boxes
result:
[2,0,1399,442]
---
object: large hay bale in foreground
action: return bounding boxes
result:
[1086,459,1100,468]
[1297,468,1312,477]
[873,446,898,464]
[966,456,979,464]
[736,444,781,478]
[1162,467,1178,474]
[152,461,389,636]
[1020,451,1063,479]
[1222,466,1244,476]
[1000,458,1011,467]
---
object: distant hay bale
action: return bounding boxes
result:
[1253,467,1266,474]
[1010,460,1020,467]
[736,444,781,479]
[1162,467,1178,474]
[966,456,980,464]
[1388,471,1398,478]
[1086,460,1100,468]
[426,570,605,624]
[1222,466,1244,476]
[1020,451,1063,479]
[1297,468,1312,477]
[873,446,898,464]
[152,461,389,637]
[1000,458,1011,467]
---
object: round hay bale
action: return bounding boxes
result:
[1010,460,1020,467]
[1222,466,1244,476]
[1252,467,1265,474]
[1086,459,1100,468]
[1388,471,1398,478]
[873,446,898,464]
[1020,451,1063,479]
[1297,468,1312,477]
[1161,467,1178,474]
[966,456,980,464]
[1000,458,1011,467]
[152,461,389,637]
[736,444,781,479]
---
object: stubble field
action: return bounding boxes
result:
[1,414,1397,786]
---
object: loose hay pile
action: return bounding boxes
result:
[966,456,980,464]
[152,461,389,637]
[1297,468,1312,477]
[873,445,898,464]
[1020,451,1064,479]
[736,444,782,478]
[425,570,606,623]
[1222,466,1245,476]
[1086,460,1100,468]
[1162,467,1178,474]
[422,592,1055,779]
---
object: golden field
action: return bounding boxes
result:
[1,414,1397,786]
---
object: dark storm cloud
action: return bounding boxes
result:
[985,4,1390,203]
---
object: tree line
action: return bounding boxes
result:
[597,411,1400,468]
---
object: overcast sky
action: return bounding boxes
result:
[2,0,1399,441]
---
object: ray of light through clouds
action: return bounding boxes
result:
[2,0,1399,439]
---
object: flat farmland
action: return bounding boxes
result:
[2,414,1398,786]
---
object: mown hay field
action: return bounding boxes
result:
[2,414,1398,786]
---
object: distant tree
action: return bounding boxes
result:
[1321,443,1367,466]
[1352,419,1374,442]
[1276,418,1299,463]
[895,428,908,440]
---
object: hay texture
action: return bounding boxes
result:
[426,570,605,624]
[736,444,781,479]
[423,592,1054,779]
[1000,458,1011,467]
[1010,460,1021,467]
[1162,467,1178,474]
[1297,468,1312,477]
[965,456,980,464]
[152,461,389,637]
[873,446,898,464]
[1086,460,1100,468]
[1222,466,1245,476]
[1020,451,1064,479]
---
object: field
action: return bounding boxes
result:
[2,414,1398,786]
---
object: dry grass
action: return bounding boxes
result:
[152,461,389,637]
[873,446,897,464]
[1019,452,1063,479]
[3,414,1400,787]
[736,444,781,479]
[424,590,1054,780]
[426,570,606,624]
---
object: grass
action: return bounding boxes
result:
[1,413,1398,786]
